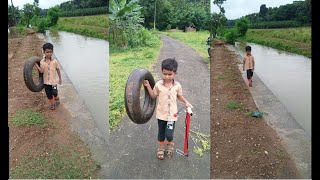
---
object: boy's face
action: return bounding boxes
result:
[246,50,251,55]
[44,49,53,59]
[162,69,176,82]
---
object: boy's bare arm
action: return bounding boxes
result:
[56,68,62,85]
[143,80,156,99]
[177,95,193,108]
[35,63,43,73]
[252,58,255,71]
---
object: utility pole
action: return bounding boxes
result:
[153,0,157,30]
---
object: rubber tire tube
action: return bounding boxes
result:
[23,56,44,92]
[125,68,156,124]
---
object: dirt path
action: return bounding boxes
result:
[97,34,210,178]
[8,33,98,178]
[210,39,301,178]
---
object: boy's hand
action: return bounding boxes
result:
[143,80,150,87]
[34,63,40,69]
[185,101,193,108]
[58,79,62,85]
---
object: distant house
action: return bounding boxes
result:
[185,24,196,32]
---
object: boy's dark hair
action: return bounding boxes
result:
[245,45,251,52]
[43,43,53,51]
[161,58,178,72]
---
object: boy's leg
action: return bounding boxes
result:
[165,121,175,157]
[52,85,60,106]
[250,70,254,86]
[45,85,55,110]
[246,70,252,87]
[157,119,166,160]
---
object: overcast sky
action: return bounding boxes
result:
[8,0,69,9]
[210,0,296,20]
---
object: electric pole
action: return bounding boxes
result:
[154,0,157,30]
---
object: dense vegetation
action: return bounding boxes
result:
[139,0,210,31]
[239,27,311,58]
[59,0,108,12]
[226,0,311,29]
[55,15,109,40]
[60,6,108,17]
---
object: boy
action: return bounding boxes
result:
[144,58,193,160]
[35,43,62,110]
[243,45,255,87]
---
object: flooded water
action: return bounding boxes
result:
[43,30,109,139]
[234,42,311,136]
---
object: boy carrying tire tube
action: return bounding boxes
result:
[34,43,62,110]
[144,58,193,160]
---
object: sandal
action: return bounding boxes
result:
[50,104,56,110]
[157,144,165,160]
[166,142,174,158]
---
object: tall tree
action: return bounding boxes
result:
[210,0,227,37]
[259,4,268,17]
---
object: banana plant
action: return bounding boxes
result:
[109,0,144,48]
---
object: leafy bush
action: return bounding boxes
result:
[224,28,238,44]
[235,17,249,36]
[126,27,160,48]
[37,18,50,33]
[47,6,61,26]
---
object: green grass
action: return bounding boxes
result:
[10,109,48,128]
[10,146,99,179]
[54,14,109,40]
[162,30,211,63]
[109,34,162,130]
[225,101,242,109]
[239,27,311,58]
[8,26,29,38]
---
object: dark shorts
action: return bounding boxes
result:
[246,69,253,79]
[158,119,175,142]
[44,84,58,99]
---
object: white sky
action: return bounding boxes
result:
[210,0,296,20]
[8,0,70,9]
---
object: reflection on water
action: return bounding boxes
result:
[234,42,311,136]
[44,30,109,138]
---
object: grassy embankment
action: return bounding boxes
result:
[9,109,99,178]
[238,27,311,58]
[162,30,211,63]
[55,14,109,40]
